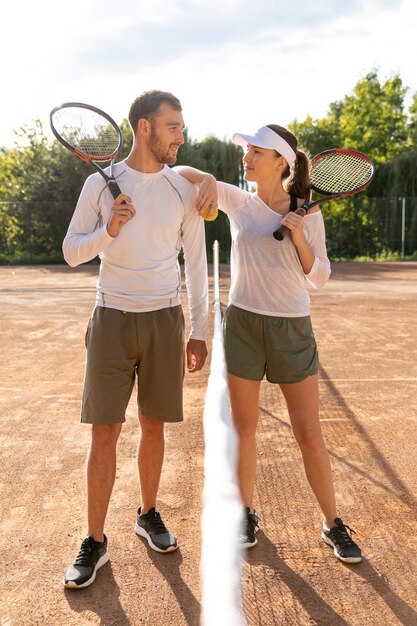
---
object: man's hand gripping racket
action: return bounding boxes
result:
[273,149,375,241]
[50,102,135,235]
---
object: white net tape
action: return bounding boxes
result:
[200,241,245,626]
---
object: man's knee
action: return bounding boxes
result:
[91,423,122,447]
[139,414,165,438]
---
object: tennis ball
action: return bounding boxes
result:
[201,205,218,221]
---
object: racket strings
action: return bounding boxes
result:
[312,153,373,194]
[52,108,120,159]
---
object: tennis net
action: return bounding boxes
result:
[200,241,245,626]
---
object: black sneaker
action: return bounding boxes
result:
[240,507,259,548]
[322,518,362,563]
[134,507,178,553]
[63,535,109,588]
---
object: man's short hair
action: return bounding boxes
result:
[128,90,182,134]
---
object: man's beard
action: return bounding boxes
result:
[148,129,178,165]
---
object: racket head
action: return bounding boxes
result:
[310,148,375,198]
[50,102,122,163]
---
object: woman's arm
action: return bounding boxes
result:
[281,210,331,288]
[174,166,218,218]
[281,210,315,273]
[174,166,211,184]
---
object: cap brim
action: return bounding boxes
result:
[232,132,255,147]
[232,127,297,166]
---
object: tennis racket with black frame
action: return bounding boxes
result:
[50,102,124,200]
[273,148,375,240]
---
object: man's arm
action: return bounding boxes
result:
[186,338,208,373]
[63,177,135,267]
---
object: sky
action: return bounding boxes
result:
[1,0,416,149]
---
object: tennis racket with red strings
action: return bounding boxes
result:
[273,148,375,240]
[50,102,124,200]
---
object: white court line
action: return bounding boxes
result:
[320,378,417,382]
[320,419,350,422]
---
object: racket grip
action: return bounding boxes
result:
[273,207,306,241]
[107,179,124,200]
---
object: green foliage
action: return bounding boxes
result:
[373,149,417,197]
[408,92,417,146]
[0,119,241,264]
[289,70,409,164]
[176,131,242,184]
[119,118,134,160]
[1,69,417,264]
[176,132,243,259]
[289,104,343,156]
[0,120,91,261]
[339,71,408,163]
[288,69,417,259]
[0,202,22,258]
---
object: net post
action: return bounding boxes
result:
[401,197,406,259]
[213,240,220,306]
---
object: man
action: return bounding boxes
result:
[62,90,208,589]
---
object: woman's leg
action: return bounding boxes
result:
[227,373,262,509]
[279,374,337,527]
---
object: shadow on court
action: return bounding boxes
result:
[64,562,129,625]
[133,538,201,626]
[1,262,417,626]
[244,533,417,626]
[259,399,417,515]
[349,560,417,626]
[319,364,417,514]
[250,261,417,625]
[243,532,350,626]
[328,261,417,282]
[260,363,417,514]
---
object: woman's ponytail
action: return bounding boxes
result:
[285,150,311,199]
[266,124,311,200]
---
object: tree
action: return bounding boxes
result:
[286,70,415,258]
[4,70,415,264]
[0,119,243,263]
[339,71,408,164]
[289,102,343,156]
[408,92,417,147]
[0,120,91,261]
[175,133,243,260]
[119,118,133,160]
[290,71,409,165]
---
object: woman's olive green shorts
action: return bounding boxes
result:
[81,305,185,424]
[223,305,318,384]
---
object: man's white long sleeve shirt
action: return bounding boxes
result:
[63,161,208,340]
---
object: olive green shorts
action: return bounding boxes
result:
[81,305,185,424]
[223,305,318,384]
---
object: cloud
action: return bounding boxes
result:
[67,0,398,70]
[0,0,413,150]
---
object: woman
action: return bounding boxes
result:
[176,124,361,563]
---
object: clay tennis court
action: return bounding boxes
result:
[1,261,417,626]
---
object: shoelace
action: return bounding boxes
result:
[331,522,356,547]
[244,511,259,536]
[74,538,98,565]
[144,510,168,535]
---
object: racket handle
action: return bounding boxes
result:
[107,179,124,200]
[273,207,306,241]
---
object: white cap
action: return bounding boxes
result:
[232,126,297,167]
